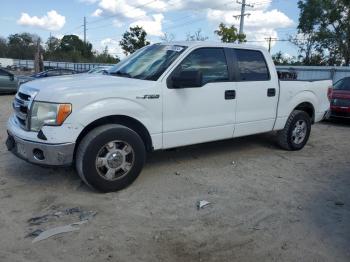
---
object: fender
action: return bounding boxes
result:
[71,97,161,135]
[274,90,317,130]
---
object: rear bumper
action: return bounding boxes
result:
[330,106,350,119]
[6,131,75,166]
[330,113,350,119]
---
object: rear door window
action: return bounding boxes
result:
[235,49,270,81]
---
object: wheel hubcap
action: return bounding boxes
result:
[292,120,307,145]
[95,141,134,181]
[107,152,123,168]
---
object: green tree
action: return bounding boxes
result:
[94,46,120,63]
[297,0,350,65]
[0,37,8,57]
[46,36,60,53]
[120,26,150,55]
[272,51,299,65]
[214,23,246,43]
[7,33,41,59]
[186,29,208,41]
[60,34,93,59]
[160,32,175,42]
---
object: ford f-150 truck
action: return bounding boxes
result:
[6,42,331,192]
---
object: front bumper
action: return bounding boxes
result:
[6,131,75,166]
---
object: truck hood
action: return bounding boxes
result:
[19,74,155,102]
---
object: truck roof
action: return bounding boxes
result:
[159,41,268,52]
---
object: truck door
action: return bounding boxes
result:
[162,47,237,148]
[232,48,279,137]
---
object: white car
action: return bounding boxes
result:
[6,42,331,192]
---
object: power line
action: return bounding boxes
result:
[61,0,158,37]
[87,0,158,28]
[89,0,193,30]
[89,0,235,42]
[265,37,278,52]
[62,24,83,36]
[162,0,235,32]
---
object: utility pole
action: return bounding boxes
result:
[265,37,278,52]
[49,32,52,49]
[83,16,87,43]
[234,0,254,43]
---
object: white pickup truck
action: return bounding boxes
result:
[6,42,331,192]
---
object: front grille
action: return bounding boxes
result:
[18,92,31,101]
[13,92,33,130]
[332,98,350,107]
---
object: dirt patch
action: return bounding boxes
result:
[0,94,349,261]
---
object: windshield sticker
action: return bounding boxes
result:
[164,46,184,52]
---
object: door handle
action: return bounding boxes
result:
[225,90,236,100]
[267,88,276,97]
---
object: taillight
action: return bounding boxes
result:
[327,87,333,102]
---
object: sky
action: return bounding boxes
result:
[0,0,301,58]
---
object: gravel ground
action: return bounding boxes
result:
[0,94,349,262]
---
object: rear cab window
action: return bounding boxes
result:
[235,49,270,81]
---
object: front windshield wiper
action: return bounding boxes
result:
[110,71,132,78]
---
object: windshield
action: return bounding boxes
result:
[109,44,186,81]
[334,77,350,90]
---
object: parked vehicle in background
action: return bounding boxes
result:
[329,77,350,119]
[18,68,78,85]
[87,66,113,74]
[6,42,331,192]
[0,68,18,94]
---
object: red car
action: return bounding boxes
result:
[329,77,350,119]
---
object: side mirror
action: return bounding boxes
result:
[171,70,203,88]
[9,74,14,81]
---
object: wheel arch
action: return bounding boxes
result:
[74,115,154,160]
[293,102,315,123]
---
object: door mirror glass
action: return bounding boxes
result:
[172,70,203,88]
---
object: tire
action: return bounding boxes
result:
[277,110,311,151]
[76,124,146,192]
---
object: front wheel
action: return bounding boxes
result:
[76,124,146,192]
[277,110,312,151]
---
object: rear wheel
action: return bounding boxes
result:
[76,124,146,192]
[277,110,311,151]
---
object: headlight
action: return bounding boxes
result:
[30,102,72,131]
